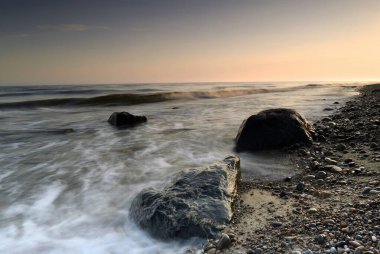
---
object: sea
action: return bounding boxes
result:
[0,82,363,253]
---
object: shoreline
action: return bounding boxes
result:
[208,84,380,254]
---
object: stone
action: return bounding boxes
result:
[315,171,327,179]
[217,233,231,250]
[296,182,305,192]
[354,246,365,254]
[318,190,332,198]
[369,190,380,195]
[308,208,318,214]
[235,108,314,151]
[303,175,316,181]
[325,165,343,173]
[336,143,347,151]
[315,234,326,244]
[272,221,283,228]
[325,157,338,165]
[108,111,147,127]
[330,247,338,254]
[349,241,362,248]
[362,187,372,195]
[129,156,240,240]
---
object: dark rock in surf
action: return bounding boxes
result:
[129,155,240,240]
[108,112,147,128]
[235,108,314,151]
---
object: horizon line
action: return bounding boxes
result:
[0,80,379,86]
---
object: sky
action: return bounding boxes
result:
[0,0,379,84]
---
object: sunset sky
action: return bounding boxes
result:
[1,0,379,84]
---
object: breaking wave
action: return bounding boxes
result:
[0,84,331,109]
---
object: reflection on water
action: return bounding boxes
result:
[0,82,359,253]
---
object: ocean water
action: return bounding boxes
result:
[0,82,361,253]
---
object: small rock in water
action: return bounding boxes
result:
[108,111,147,128]
[217,233,231,250]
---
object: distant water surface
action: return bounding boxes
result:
[0,82,361,253]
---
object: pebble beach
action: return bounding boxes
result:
[208,84,380,254]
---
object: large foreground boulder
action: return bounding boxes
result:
[129,156,240,240]
[235,108,314,151]
[108,111,147,127]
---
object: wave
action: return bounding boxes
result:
[0,129,75,138]
[0,84,332,109]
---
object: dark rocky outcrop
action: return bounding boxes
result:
[235,108,314,151]
[108,112,147,128]
[129,156,240,240]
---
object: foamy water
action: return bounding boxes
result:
[0,82,361,253]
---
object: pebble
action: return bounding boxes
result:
[272,221,283,228]
[371,235,377,242]
[315,234,326,244]
[325,157,338,165]
[315,171,327,179]
[330,247,338,254]
[336,143,347,151]
[349,241,362,248]
[354,246,365,254]
[319,190,332,198]
[279,191,288,198]
[369,190,380,195]
[324,219,335,225]
[296,182,305,191]
[252,248,262,254]
[217,233,231,250]
[325,165,343,173]
[308,207,318,214]
[304,175,316,181]
[362,187,372,194]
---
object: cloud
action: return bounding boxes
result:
[37,23,109,32]
[0,33,31,39]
